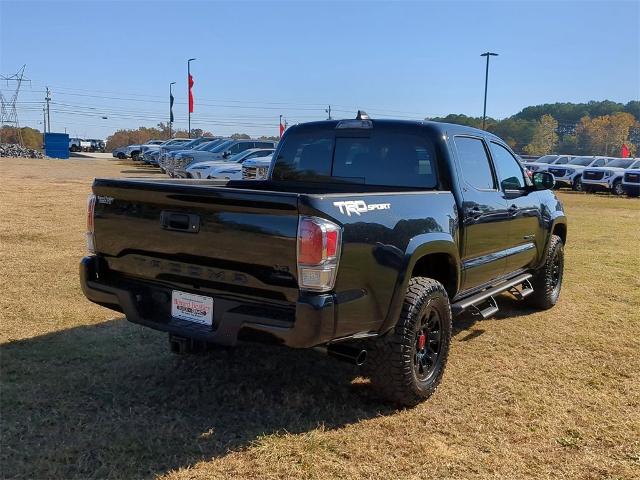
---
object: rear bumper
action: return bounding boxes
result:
[80,256,335,348]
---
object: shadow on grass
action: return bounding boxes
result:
[1,319,394,479]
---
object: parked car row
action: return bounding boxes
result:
[70,138,105,153]
[113,136,279,180]
[523,154,640,196]
[159,138,277,178]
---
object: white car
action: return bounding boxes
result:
[187,148,274,179]
[126,140,164,160]
[242,155,273,180]
[622,166,640,197]
[546,156,612,191]
[582,158,640,195]
[524,155,572,173]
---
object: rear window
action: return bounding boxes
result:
[272,129,438,188]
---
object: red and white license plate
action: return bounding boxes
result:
[171,290,213,326]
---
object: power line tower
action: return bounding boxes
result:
[0,65,30,145]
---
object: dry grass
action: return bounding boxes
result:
[1,158,639,479]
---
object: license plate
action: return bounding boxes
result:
[171,290,213,326]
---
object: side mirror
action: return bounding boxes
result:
[532,171,555,190]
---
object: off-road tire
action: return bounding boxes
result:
[364,277,452,407]
[612,180,624,196]
[131,151,140,161]
[117,152,126,159]
[526,234,564,310]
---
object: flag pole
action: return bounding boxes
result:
[169,81,176,138]
[187,58,196,138]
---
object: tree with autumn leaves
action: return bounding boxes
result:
[524,115,559,155]
[575,112,637,156]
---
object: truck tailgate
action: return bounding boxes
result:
[92,179,300,303]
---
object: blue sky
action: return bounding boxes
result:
[1,0,638,139]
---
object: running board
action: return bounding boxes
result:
[452,273,533,317]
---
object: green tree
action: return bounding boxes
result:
[230,133,251,139]
[487,118,536,151]
[557,134,577,154]
[524,114,559,155]
[428,114,490,129]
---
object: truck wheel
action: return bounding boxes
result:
[365,277,452,407]
[131,151,140,161]
[572,175,583,192]
[117,152,126,159]
[612,180,624,196]
[526,234,564,310]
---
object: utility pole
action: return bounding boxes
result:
[42,105,47,148]
[480,52,498,130]
[45,87,51,133]
[326,105,332,120]
[187,58,196,138]
[169,81,176,138]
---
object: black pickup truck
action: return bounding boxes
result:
[81,116,566,406]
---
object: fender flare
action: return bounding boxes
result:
[378,232,461,334]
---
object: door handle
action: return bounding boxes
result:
[508,204,519,215]
[160,211,200,233]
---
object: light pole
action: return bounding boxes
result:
[169,81,176,138]
[480,52,498,130]
[187,58,196,138]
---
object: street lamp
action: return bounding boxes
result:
[480,52,498,130]
[169,81,176,138]
[187,58,196,138]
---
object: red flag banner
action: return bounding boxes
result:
[279,121,285,138]
[188,74,194,113]
[621,143,630,158]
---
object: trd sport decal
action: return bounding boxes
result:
[333,200,391,216]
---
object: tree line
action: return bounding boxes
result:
[429,100,639,156]
[104,123,280,150]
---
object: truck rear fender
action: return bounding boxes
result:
[379,233,461,335]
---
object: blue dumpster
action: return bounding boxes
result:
[44,133,70,159]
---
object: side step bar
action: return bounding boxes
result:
[452,273,533,318]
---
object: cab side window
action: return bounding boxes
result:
[454,136,495,190]
[593,158,606,167]
[489,142,527,191]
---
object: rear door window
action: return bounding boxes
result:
[453,136,496,190]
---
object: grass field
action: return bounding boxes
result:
[1,158,639,479]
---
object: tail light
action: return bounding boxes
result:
[86,193,96,254]
[297,216,342,292]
